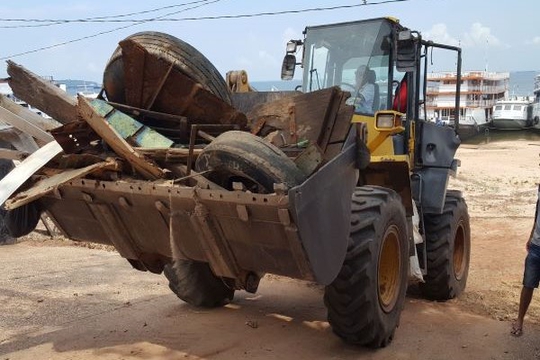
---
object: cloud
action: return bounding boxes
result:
[423,23,460,47]
[423,22,505,49]
[526,36,540,45]
[462,23,503,47]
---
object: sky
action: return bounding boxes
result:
[0,0,538,84]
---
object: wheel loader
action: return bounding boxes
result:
[0,17,470,348]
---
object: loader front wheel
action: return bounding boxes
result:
[195,131,305,193]
[420,190,470,300]
[324,186,409,348]
[164,259,234,308]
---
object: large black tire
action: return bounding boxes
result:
[420,190,471,300]
[163,259,234,308]
[195,131,305,193]
[0,158,15,244]
[324,186,409,348]
[103,31,231,105]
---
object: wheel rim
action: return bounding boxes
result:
[378,225,401,313]
[453,220,467,280]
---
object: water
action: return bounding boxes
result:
[509,71,538,98]
[463,128,540,145]
[250,80,302,91]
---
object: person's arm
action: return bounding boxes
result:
[528,185,540,251]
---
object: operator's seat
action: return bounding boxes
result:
[368,70,380,111]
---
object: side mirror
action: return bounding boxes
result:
[281,54,296,80]
[396,30,418,72]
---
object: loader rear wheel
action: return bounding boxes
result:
[420,190,470,300]
[0,158,15,245]
[324,186,409,348]
[163,259,234,308]
[195,131,305,193]
[103,31,231,105]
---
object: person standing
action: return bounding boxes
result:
[511,184,540,336]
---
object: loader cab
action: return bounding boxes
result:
[298,18,397,115]
[281,18,414,157]
[282,17,464,215]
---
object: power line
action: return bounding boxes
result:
[0,0,222,60]
[1,0,410,60]
[0,0,212,29]
[0,0,409,28]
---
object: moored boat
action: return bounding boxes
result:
[491,97,533,130]
[531,74,540,129]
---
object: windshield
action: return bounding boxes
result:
[302,19,395,115]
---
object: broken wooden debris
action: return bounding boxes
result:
[0,140,63,206]
[0,105,54,144]
[0,94,61,131]
[0,148,29,161]
[0,126,39,153]
[90,99,174,149]
[5,158,120,210]
[50,121,102,154]
[7,60,78,125]
[77,95,166,180]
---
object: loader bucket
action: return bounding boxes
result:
[40,139,357,286]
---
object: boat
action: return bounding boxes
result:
[531,74,540,129]
[491,97,533,130]
[426,71,509,139]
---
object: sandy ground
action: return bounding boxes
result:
[2,134,540,359]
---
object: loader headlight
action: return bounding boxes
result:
[376,113,396,128]
[375,111,404,132]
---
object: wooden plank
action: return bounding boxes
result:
[5,159,119,210]
[77,96,165,179]
[0,140,63,206]
[7,61,78,125]
[0,106,55,143]
[0,127,39,153]
[0,94,61,131]
[0,148,29,161]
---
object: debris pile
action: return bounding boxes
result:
[0,31,353,237]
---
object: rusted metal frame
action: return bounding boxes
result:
[107,101,189,125]
[120,39,146,108]
[288,104,297,144]
[188,197,241,279]
[145,62,175,111]
[86,202,142,260]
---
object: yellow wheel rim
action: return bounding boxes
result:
[378,225,401,313]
